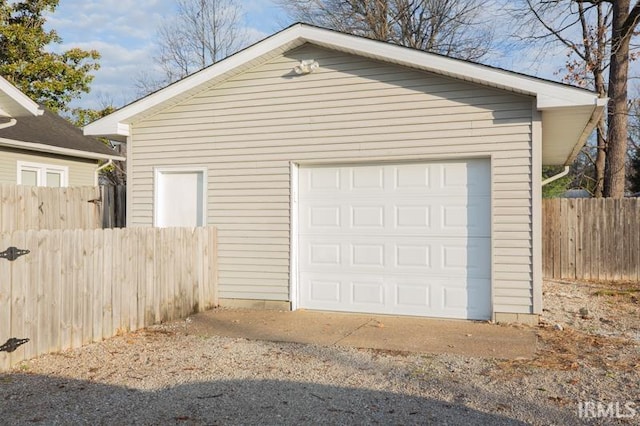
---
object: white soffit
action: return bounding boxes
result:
[84,23,604,163]
[0,75,43,118]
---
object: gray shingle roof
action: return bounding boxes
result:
[0,108,121,159]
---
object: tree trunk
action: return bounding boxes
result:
[594,68,607,197]
[595,122,606,197]
[593,4,607,198]
[604,0,632,198]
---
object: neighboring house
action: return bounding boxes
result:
[86,24,605,323]
[0,76,124,187]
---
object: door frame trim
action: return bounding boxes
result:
[289,162,299,310]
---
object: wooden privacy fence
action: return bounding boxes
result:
[0,226,218,371]
[542,198,640,281]
[100,185,126,228]
[0,184,126,232]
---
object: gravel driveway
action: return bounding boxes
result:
[2,280,639,425]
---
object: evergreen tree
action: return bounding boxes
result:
[0,0,100,112]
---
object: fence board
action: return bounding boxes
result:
[0,233,10,371]
[102,229,114,339]
[0,184,125,232]
[9,231,26,367]
[24,230,39,361]
[1,226,218,371]
[543,198,639,281]
[574,200,584,280]
[92,229,104,343]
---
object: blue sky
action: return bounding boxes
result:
[45,0,290,109]
[44,0,572,110]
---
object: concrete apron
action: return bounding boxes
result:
[185,309,537,360]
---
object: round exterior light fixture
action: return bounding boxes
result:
[294,59,319,75]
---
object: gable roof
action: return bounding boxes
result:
[85,23,605,166]
[0,108,125,161]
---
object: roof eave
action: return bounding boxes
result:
[540,98,607,166]
[563,98,607,166]
[84,25,308,137]
[84,121,130,142]
[0,137,126,161]
[0,76,44,117]
[84,23,602,150]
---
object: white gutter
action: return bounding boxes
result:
[0,137,126,161]
[0,118,17,129]
[95,159,114,185]
[542,166,570,186]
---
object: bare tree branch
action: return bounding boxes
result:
[134,0,248,95]
[278,0,495,61]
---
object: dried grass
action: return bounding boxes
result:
[498,325,638,374]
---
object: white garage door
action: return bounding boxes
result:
[298,159,491,320]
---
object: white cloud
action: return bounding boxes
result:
[44,0,291,109]
[47,0,602,110]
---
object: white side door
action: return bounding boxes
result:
[155,168,207,227]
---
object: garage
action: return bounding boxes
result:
[298,159,491,320]
[86,23,605,323]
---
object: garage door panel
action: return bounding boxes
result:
[303,236,421,273]
[394,164,430,189]
[302,160,489,197]
[395,205,431,229]
[306,167,341,191]
[301,272,491,319]
[301,272,385,311]
[299,160,491,320]
[308,243,341,265]
[351,280,385,305]
[440,161,491,195]
[440,198,491,236]
[351,166,385,190]
[308,278,341,303]
[395,244,431,268]
[440,238,491,278]
[350,205,385,228]
[394,281,431,309]
[302,235,487,277]
[466,280,492,318]
[351,243,385,267]
[301,198,488,237]
[308,205,342,228]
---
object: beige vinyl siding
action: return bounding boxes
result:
[130,44,534,311]
[0,147,97,186]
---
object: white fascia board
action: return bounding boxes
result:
[83,120,130,138]
[0,137,126,161]
[84,25,307,137]
[0,75,44,117]
[85,23,600,138]
[297,25,600,109]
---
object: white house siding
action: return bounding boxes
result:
[130,44,534,313]
[0,147,97,186]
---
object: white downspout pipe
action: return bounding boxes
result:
[0,118,17,129]
[95,159,113,186]
[541,166,570,186]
